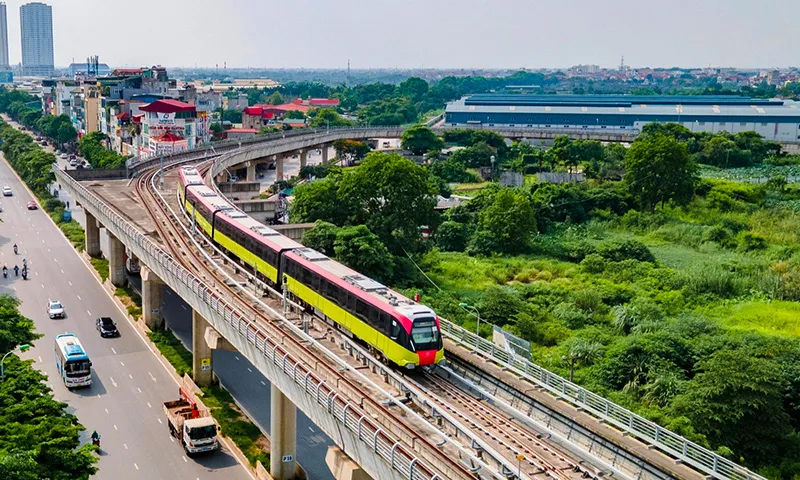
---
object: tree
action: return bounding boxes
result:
[400,125,443,155]
[334,225,393,283]
[221,109,241,124]
[0,295,40,352]
[429,157,478,183]
[301,221,339,256]
[478,188,535,254]
[624,133,697,212]
[560,337,603,382]
[289,176,356,226]
[268,91,284,105]
[332,139,371,165]
[309,109,352,128]
[477,285,526,329]
[435,221,469,252]
[57,123,78,146]
[449,142,496,168]
[339,152,438,253]
[670,350,791,465]
[283,110,306,120]
[397,77,429,101]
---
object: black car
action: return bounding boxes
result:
[96,317,119,337]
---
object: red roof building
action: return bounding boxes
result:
[139,99,196,114]
[309,98,340,107]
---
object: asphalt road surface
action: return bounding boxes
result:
[0,154,252,480]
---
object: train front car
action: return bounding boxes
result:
[392,303,445,368]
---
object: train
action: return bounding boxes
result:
[178,166,445,368]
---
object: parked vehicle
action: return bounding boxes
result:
[164,382,219,456]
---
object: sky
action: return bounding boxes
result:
[2,0,797,69]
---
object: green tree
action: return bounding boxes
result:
[400,125,443,155]
[309,109,352,128]
[57,123,78,146]
[449,142,496,168]
[334,225,393,283]
[301,220,339,256]
[268,91,284,105]
[670,350,791,465]
[289,175,355,226]
[332,139,371,165]
[560,337,603,382]
[339,152,438,253]
[397,77,429,101]
[0,295,40,352]
[435,221,469,252]
[476,285,526,329]
[478,188,535,254]
[283,110,306,120]
[624,133,697,212]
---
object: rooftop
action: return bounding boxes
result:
[140,99,196,114]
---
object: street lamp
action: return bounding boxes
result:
[458,302,481,337]
[1,344,31,381]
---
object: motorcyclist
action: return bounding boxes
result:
[12,244,17,254]
[2,265,6,278]
[91,430,100,445]
[13,265,18,276]
[21,268,26,280]
[22,258,27,268]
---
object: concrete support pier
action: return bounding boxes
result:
[322,145,329,163]
[276,155,284,182]
[85,211,101,257]
[246,162,257,182]
[107,231,126,287]
[326,446,370,480]
[192,310,213,386]
[270,385,297,480]
[299,149,307,169]
[141,265,164,330]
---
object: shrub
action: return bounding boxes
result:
[738,232,768,252]
[559,240,596,262]
[703,225,736,249]
[596,239,656,263]
[466,230,502,256]
[435,221,469,252]
[580,253,607,274]
[553,302,589,329]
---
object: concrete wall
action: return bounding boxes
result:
[65,168,127,181]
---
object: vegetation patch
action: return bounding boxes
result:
[90,257,109,282]
[201,385,270,469]
[147,329,193,377]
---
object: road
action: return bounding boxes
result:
[0,153,252,480]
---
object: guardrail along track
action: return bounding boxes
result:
[134,165,489,480]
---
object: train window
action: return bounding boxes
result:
[325,281,338,302]
[346,293,355,311]
[369,308,379,327]
[312,274,320,292]
[379,312,391,333]
[301,267,312,285]
[355,300,369,321]
[390,320,401,340]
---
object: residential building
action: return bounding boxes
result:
[240,98,338,130]
[139,99,198,158]
[445,94,800,142]
[226,94,248,111]
[20,2,54,76]
[83,85,101,134]
[0,3,9,70]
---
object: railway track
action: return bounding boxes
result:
[132,160,604,480]
[133,165,484,479]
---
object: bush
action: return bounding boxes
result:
[596,239,656,263]
[435,221,469,252]
[553,302,589,329]
[466,230,502,256]
[580,253,607,274]
[738,232,768,252]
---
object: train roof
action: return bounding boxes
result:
[181,169,302,252]
[287,248,434,319]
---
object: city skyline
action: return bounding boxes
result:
[0,0,795,70]
[19,1,53,75]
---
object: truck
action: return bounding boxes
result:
[163,384,220,456]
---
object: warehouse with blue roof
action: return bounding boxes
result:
[444,94,800,142]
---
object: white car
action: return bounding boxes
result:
[59,153,68,159]
[69,159,77,167]
[47,299,65,319]
[2,186,11,196]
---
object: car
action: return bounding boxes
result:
[96,317,119,337]
[59,153,68,159]
[69,154,76,160]
[47,300,65,319]
[26,201,37,210]
[69,159,77,167]
[2,186,11,196]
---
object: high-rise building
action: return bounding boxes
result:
[20,2,54,76]
[0,3,9,70]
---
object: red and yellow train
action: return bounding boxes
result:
[178,166,444,368]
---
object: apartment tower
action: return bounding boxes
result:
[20,2,53,76]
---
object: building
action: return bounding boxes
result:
[445,94,800,142]
[225,128,257,140]
[138,99,198,158]
[20,2,54,76]
[0,3,9,70]
[226,94,248,111]
[82,85,101,134]
[68,62,111,76]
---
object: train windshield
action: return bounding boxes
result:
[409,318,441,352]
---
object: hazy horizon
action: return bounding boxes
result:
[2,0,796,70]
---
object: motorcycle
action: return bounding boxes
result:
[91,435,100,447]
[13,245,17,255]
[2,269,6,279]
[21,269,27,280]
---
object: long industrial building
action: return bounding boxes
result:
[445,94,800,142]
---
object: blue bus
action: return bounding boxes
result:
[54,334,92,388]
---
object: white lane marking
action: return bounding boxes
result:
[308,426,314,432]
[147,402,152,408]
[123,443,128,450]
[38,356,42,363]
[157,418,163,424]
[48,248,51,253]
[247,367,252,373]
[60,269,63,274]
[113,424,118,431]
[111,348,117,355]
[260,380,266,386]
[40,283,44,289]
[109,376,117,387]
[105,408,109,414]
[134,463,139,470]
[148,372,156,382]
[235,356,240,361]
[137,387,142,393]
[68,281,72,286]
[76,295,81,300]
[128,374,133,379]
[54,258,58,263]
[87,310,91,316]
[169,436,175,443]
[182,456,188,463]
[181,305,187,310]
[34,271,38,276]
